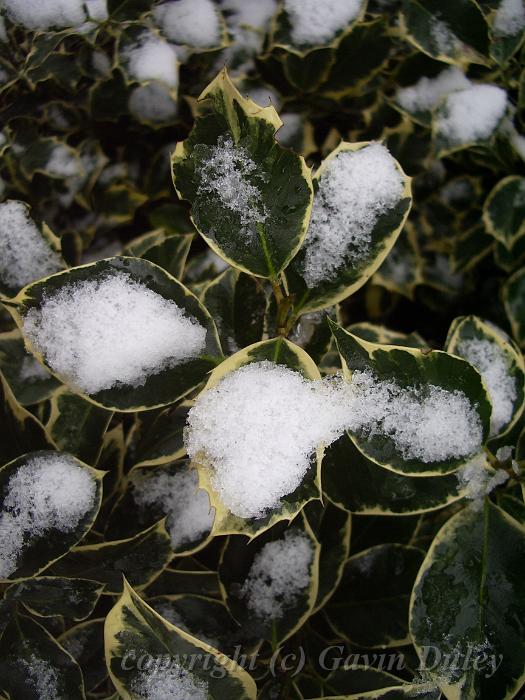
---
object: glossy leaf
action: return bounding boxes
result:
[286,142,412,314]
[483,176,525,250]
[503,266,525,348]
[330,322,492,475]
[104,579,257,699]
[410,501,525,699]
[5,576,105,620]
[172,69,313,279]
[11,257,222,411]
[0,450,103,580]
[189,338,323,537]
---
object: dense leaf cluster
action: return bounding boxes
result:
[0,1,525,699]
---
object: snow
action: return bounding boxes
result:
[0,200,63,290]
[302,143,405,288]
[128,83,178,122]
[154,0,221,48]
[131,467,215,548]
[240,530,314,619]
[430,18,462,55]
[0,453,97,578]
[153,600,220,648]
[456,337,517,436]
[185,361,353,518]
[1,0,86,29]
[19,355,51,382]
[456,453,509,509]
[344,369,483,463]
[92,50,111,76]
[123,32,179,88]
[20,654,60,700]
[436,85,508,145]
[494,0,525,37]
[23,271,207,395]
[196,134,268,232]
[85,0,108,21]
[221,0,277,30]
[396,67,471,114]
[46,145,80,178]
[284,0,362,45]
[132,664,208,700]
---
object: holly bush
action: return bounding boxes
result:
[0,1,525,699]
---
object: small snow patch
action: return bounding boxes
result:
[0,453,97,578]
[396,67,471,114]
[494,0,525,37]
[23,271,207,395]
[240,530,314,619]
[436,85,508,145]
[46,145,80,178]
[302,143,405,287]
[131,467,214,548]
[20,653,60,700]
[132,663,208,700]
[457,337,517,436]
[284,0,361,45]
[456,454,509,509]
[1,0,86,29]
[128,83,177,122]
[123,32,179,88]
[0,201,63,289]
[154,0,221,48]
[196,134,268,232]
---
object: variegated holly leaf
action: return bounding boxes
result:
[483,176,525,250]
[172,69,313,279]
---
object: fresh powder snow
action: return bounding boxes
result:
[185,361,484,518]
[456,337,517,436]
[131,664,208,700]
[122,31,179,88]
[456,453,509,509]
[0,453,97,578]
[0,200,63,289]
[184,361,353,518]
[396,67,471,114]
[131,467,215,548]
[1,0,86,29]
[45,144,80,178]
[240,530,314,619]
[284,0,362,45]
[430,18,462,55]
[436,85,508,145]
[302,143,405,288]
[19,653,60,699]
[154,0,221,48]
[128,83,177,122]
[493,0,525,37]
[221,0,277,31]
[196,134,268,231]
[19,355,52,382]
[345,369,484,463]
[23,271,207,395]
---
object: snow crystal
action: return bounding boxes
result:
[129,83,177,122]
[19,355,51,382]
[456,453,509,509]
[0,200,63,290]
[1,0,86,29]
[46,145,79,178]
[0,453,97,579]
[196,134,268,232]
[494,0,525,37]
[131,467,214,548]
[123,32,178,88]
[344,369,483,463]
[302,143,405,288]
[154,0,221,48]
[396,67,471,114]
[456,337,517,436]
[185,361,353,518]
[436,85,508,145]
[284,0,362,45]
[20,653,60,700]
[23,271,207,395]
[240,530,314,619]
[132,664,208,700]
